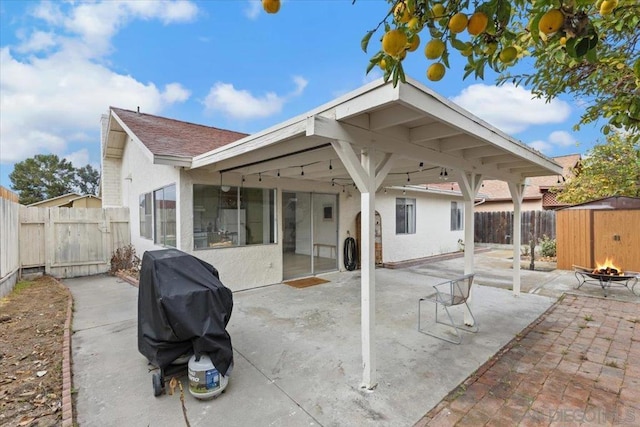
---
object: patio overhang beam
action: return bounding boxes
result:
[306,115,538,184]
[216,143,332,175]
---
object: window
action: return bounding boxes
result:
[193,184,276,249]
[139,193,152,239]
[395,198,416,234]
[451,201,464,231]
[154,184,176,247]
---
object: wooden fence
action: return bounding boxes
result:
[474,210,556,244]
[1,198,21,297]
[19,207,130,278]
[0,185,19,203]
[557,209,640,271]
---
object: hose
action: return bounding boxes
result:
[343,237,358,271]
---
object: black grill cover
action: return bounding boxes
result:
[138,249,233,375]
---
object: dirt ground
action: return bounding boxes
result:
[0,277,69,427]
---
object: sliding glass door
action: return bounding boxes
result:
[282,192,338,280]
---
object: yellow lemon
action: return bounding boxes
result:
[424,39,445,59]
[262,0,280,14]
[448,13,468,34]
[467,12,488,36]
[460,42,473,57]
[484,42,498,55]
[379,59,388,71]
[499,46,518,63]
[394,1,411,24]
[382,29,408,57]
[538,9,564,35]
[408,17,421,31]
[431,3,445,19]
[559,36,567,45]
[427,63,446,82]
[407,34,420,52]
[600,0,618,15]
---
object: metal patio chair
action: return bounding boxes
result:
[418,273,479,344]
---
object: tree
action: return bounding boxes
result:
[262,0,640,137]
[556,133,640,205]
[9,154,100,205]
[10,154,76,205]
[74,164,100,196]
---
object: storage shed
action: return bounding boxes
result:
[556,196,640,272]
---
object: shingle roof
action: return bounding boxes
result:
[111,107,248,158]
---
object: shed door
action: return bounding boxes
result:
[593,210,640,271]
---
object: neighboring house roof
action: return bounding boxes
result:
[108,107,248,161]
[560,196,640,210]
[429,154,581,204]
[28,192,83,207]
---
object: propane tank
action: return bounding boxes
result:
[188,354,228,400]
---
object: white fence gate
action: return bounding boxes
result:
[1,198,21,297]
[19,207,130,278]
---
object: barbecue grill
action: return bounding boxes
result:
[573,265,639,297]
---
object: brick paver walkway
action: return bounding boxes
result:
[416,294,640,426]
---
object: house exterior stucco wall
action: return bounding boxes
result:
[376,189,465,263]
[120,135,181,256]
[101,157,122,207]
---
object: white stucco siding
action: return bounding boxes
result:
[101,157,122,207]
[120,135,181,256]
[375,189,464,263]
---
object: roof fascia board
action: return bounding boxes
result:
[396,81,563,176]
[154,155,191,168]
[307,115,526,183]
[192,78,392,168]
[192,120,308,169]
[110,110,156,164]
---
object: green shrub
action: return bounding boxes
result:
[539,234,557,257]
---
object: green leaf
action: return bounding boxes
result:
[397,62,406,83]
[366,60,377,75]
[529,13,543,45]
[450,37,468,51]
[392,67,400,87]
[361,31,374,53]
[496,0,511,26]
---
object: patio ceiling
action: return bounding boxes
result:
[191,77,562,186]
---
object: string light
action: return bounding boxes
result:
[258,173,262,182]
[331,178,335,187]
[329,159,333,170]
[407,173,411,183]
[301,166,304,176]
[277,169,280,178]
[419,162,424,172]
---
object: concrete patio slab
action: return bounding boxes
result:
[66,265,555,427]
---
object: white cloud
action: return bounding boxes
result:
[15,30,57,53]
[65,149,90,168]
[527,130,578,154]
[548,130,576,147]
[161,83,191,104]
[204,76,308,120]
[0,1,199,165]
[450,83,572,134]
[244,1,262,20]
[528,140,552,153]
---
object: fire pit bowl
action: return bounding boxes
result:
[573,265,639,297]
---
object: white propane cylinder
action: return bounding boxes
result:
[188,354,228,400]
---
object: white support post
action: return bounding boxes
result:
[457,172,483,326]
[360,146,377,390]
[508,182,525,296]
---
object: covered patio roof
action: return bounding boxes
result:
[192,77,561,186]
[191,76,563,391]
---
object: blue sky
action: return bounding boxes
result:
[0,0,603,191]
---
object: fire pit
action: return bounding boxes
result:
[573,259,639,297]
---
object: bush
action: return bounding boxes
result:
[109,244,140,275]
[539,235,557,258]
